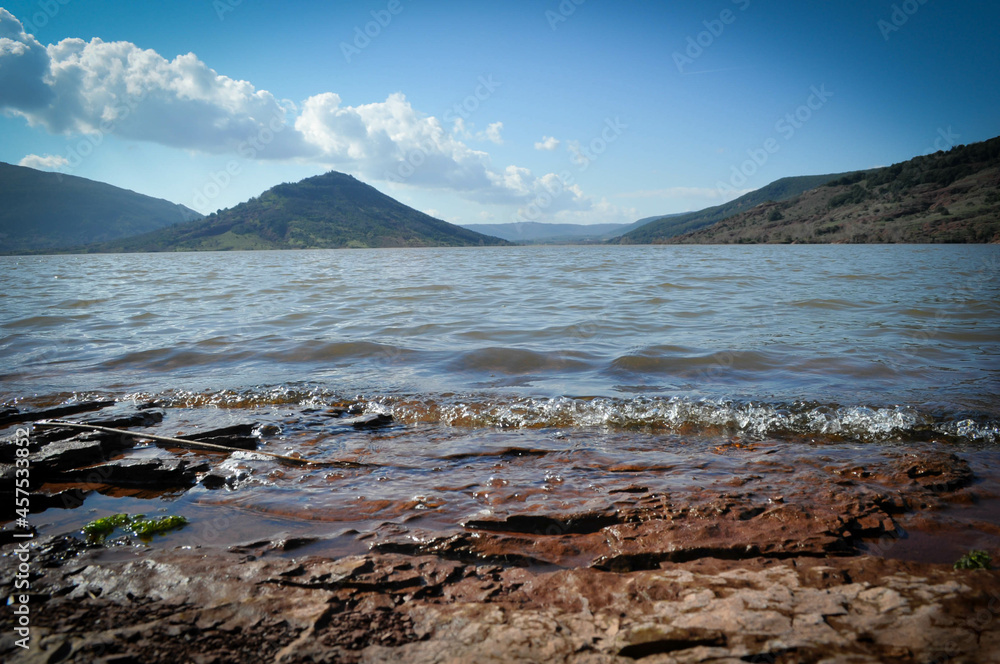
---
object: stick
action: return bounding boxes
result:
[34,419,365,468]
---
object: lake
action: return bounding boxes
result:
[2,244,999,562]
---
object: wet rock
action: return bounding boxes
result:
[199,468,250,489]
[609,485,648,494]
[0,432,45,461]
[898,453,974,492]
[32,534,100,568]
[464,510,620,535]
[18,410,164,446]
[34,438,109,473]
[373,532,549,567]
[227,535,318,556]
[336,413,394,429]
[0,487,91,519]
[61,458,210,488]
[173,423,259,451]
[0,400,115,427]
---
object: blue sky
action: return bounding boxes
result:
[1,0,998,226]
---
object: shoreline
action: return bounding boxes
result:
[2,399,1000,661]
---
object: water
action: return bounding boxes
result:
[3,245,998,430]
[2,245,999,560]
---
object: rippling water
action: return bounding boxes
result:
[2,245,998,435]
[3,245,1000,559]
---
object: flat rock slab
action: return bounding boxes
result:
[0,400,116,428]
[58,457,210,488]
[1,545,997,664]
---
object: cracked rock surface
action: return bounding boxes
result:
[2,547,999,663]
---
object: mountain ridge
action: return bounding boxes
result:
[0,162,202,254]
[92,171,509,252]
[616,173,856,243]
[658,137,1000,244]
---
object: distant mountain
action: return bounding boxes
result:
[617,173,854,244]
[460,221,629,243]
[659,137,1000,244]
[460,214,686,244]
[97,171,509,252]
[0,162,202,254]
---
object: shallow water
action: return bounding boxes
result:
[2,245,999,558]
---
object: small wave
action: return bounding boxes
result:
[43,387,1000,445]
[609,349,782,375]
[260,340,412,363]
[2,314,85,329]
[447,347,592,375]
[123,385,341,409]
[101,347,257,371]
[786,298,867,311]
[382,395,999,444]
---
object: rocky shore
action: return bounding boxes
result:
[2,400,999,663]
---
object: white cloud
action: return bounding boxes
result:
[444,117,501,144]
[0,9,309,158]
[0,11,603,219]
[534,135,560,151]
[482,121,503,145]
[18,153,69,170]
[0,9,52,110]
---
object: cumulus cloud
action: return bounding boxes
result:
[0,9,52,110]
[0,9,309,158]
[534,135,560,151]
[295,91,500,194]
[297,93,570,206]
[0,10,601,217]
[19,153,68,170]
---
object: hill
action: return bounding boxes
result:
[617,173,854,243]
[0,162,202,254]
[662,138,1000,244]
[97,171,509,252]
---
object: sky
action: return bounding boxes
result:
[1,0,999,227]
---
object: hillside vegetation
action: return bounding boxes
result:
[664,138,1000,244]
[0,162,201,254]
[98,171,508,252]
[617,173,854,244]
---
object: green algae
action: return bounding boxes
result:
[82,513,188,544]
[954,550,992,570]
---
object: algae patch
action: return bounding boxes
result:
[954,549,992,570]
[83,513,188,544]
